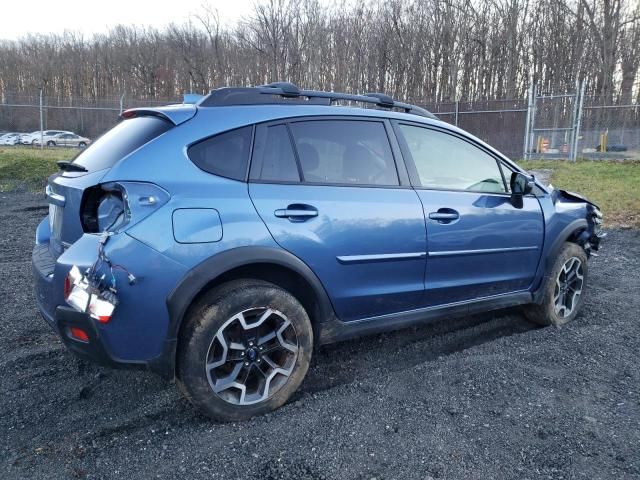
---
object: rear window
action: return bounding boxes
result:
[187,126,253,181]
[71,116,172,172]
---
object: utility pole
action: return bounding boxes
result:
[454,100,459,127]
[572,81,586,162]
[39,88,44,150]
[523,78,534,160]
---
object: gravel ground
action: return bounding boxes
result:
[1,191,639,480]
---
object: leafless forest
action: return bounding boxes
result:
[0,0,639,106]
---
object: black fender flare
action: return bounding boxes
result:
[149,246,336,379]
[532,218,587,303]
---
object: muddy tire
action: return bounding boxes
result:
[176,279,313,421]
[525,242,588,327]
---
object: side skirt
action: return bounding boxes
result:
[317,291,533,344]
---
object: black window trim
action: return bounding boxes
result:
[248,115,411,189]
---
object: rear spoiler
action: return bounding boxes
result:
[120,104,197,126]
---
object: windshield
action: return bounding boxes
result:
[70,116,172,173]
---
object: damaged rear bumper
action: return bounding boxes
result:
[55,306,140,368]
[33,223,188,379]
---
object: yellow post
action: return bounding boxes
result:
[599,132,608,152]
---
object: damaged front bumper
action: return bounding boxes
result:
[578,203,605,257]
[553,188,605,256]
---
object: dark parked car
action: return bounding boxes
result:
[596,144,628,152]
[33,83,603,421]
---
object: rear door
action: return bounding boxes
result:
[57,134,71,146]
[249,118,427,321]
[65,134,79,146]
[394,122,544,306]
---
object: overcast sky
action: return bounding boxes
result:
[1,0,256,40]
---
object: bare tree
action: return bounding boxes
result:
[0,0,638,108]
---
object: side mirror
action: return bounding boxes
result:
[510,172,535,208]
[511,172,535,195]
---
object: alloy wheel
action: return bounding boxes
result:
[554,256,584,318]
[205,307,299,405]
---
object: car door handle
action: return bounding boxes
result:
[274,204,318,221]
[428,209,459,224]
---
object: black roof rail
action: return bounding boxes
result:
[198,82,437,119]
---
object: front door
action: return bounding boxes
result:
[249,118,427,321]
[394,122,544,306]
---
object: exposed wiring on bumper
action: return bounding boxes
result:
[65,233,137,323]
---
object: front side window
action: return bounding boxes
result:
[288,120,399,186]
[398,125,506,193]
[188,126,253,181]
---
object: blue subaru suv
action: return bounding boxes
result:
[33,83,603,420]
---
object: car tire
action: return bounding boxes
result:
[525,242,588,327]
[46,141,55,147]
[31,139,37,145]
[176,279,313,421]
[78,142,86,148]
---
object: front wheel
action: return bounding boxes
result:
[177,279,313,421]
[525,242,588,326]
[46,140,55,146]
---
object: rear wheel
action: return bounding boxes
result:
[525,242,588,326]
[177,279,313,421]
[78,142,87,148]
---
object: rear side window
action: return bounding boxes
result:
[71,116,172,172]
[188,126,253,181]
[288,120,399,186]
[253,125,300,182]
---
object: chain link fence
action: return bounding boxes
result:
[420,99,528,159]
[579,97,640,159]
[1,90,638,161]
[0,92,177,141]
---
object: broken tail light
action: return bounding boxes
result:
[65,266,118,323]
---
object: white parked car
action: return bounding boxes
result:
[23,130,73,145]
[0,133,23,145]
[39,132,91,148]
